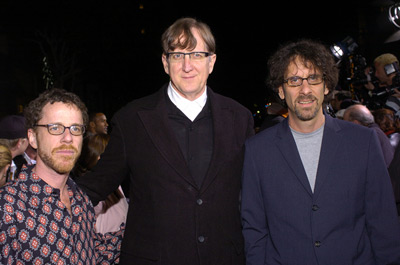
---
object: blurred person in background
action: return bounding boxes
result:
[87,112,109,136]
[0,115,29,181]
[72,133,128,234]
[0,144,11,187]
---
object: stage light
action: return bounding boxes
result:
[388,2,400,28]
[330,44,344,59]
[330,36,358,60]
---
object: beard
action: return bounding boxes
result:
[38,144,81,175]
[293,95,321,121]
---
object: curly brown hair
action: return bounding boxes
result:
[267,39,339,94]
[24,88,88,130]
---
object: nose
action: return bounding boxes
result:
[299,79,312,94]
[61,128,74,142]
[182,54,193,72]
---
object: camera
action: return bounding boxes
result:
[384,61,399,75]
[370,61,400,103]
[347,54,379,87]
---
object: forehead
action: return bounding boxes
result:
[40,102,83,123]
[95,113,106,119]
[286,57,319,76]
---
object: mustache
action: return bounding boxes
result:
[296,95,317,102]
[52,144,79,154]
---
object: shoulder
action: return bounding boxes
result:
[68,177,94,208]
[246,120,283,147]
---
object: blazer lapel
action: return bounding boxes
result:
[138,89,196,187]
[275,119,313,197]
[313,115,342,199]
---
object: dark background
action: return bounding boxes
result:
[0,0,399,124]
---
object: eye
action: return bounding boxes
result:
[289,76,301,84]
[49,124,62,133]
[70,126,79,132]
[70,125,82,134]
[308,75,318,81]
[171,53,183,60]
[192,52,203,58]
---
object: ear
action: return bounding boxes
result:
[4,164,10,174]
[89,121,96,129]
[28,129,38,149]
[324,86,329,95]
[162,54,170,75]
[16,138,24,149]
[208,54,217,74]
[278,86,285,100]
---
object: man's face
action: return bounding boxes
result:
[92,113,108,134]
[161,28,217,101]
[28,102,83,175]
[278,57,328,126]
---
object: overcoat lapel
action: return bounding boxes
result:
[137,89,196,187]
[200,90,234,193]
[275,119,313,196]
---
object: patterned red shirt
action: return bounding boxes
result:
[0,165,123,264]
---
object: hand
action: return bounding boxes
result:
[392,88,400,98]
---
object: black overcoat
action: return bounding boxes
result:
[76,84,254,265]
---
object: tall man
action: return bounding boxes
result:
[76,17,254,264]
[0,89,122,264]
[241,39,400,264]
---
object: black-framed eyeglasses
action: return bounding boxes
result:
[283,74,325,87]
[166,51,212,62]
[34,124,86,136]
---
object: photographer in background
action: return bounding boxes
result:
[373,53,399,88]
[366,53,400,117]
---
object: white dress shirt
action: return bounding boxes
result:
[167,82,207,121]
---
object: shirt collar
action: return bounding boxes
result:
[17,165,78,198]
[167,82,208,121]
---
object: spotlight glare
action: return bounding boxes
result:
[388,3,400,29]
[330,45,344,59]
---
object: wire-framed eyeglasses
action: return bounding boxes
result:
[166,51,212,62]
[34,124,86,136]
[283,74,325,87]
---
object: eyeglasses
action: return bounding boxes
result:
[34,124,86,136]
[283,74,325,87]
[166,52,212,62]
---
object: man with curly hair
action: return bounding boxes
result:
[241,39,400,264]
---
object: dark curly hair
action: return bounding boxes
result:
[24,88,88,130]
[267,39,339,94]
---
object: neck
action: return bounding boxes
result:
[288,112,325,134]
[33,162,69,190]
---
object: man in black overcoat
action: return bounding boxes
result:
[76,17,254,264]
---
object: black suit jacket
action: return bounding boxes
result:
[76,85,254,264]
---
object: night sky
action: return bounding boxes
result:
[0,0,399,122]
